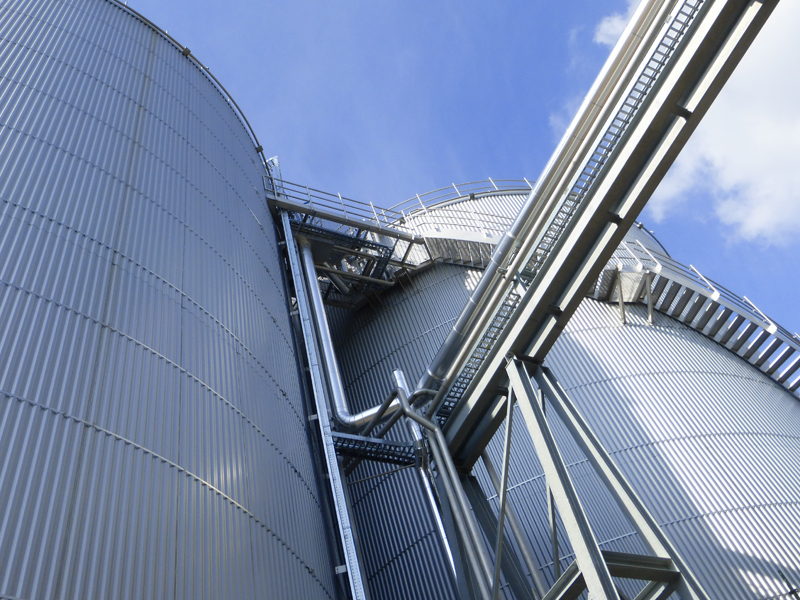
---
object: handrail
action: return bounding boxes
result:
[415,0,680,399]
[272,178,533,245]
[388,180,534,214]
[624,243,777,330]
[272,179,407,231]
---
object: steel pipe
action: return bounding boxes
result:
[418,0,677,415]
[323,262,354,295]
[393,371,456,578]
[429,438,491,599]
[393,385,495,596]
[298,236,402,429]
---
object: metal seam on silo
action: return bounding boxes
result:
[1,2,338,597]
[0,388,333,591]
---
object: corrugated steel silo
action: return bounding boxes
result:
[330,190,800,599]
[0,1,338,598]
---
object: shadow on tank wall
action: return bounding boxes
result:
[328,264,800,599]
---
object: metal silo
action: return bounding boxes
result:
[328,189,800,599]
[0,1,338,598]
[2,0,794,597]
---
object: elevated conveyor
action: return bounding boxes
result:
[430,0,782,469]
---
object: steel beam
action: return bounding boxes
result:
[717,314,745,344]
[441,0,781,468]
[533,366,709,600]
[651,275,669,305]
[634,581,676,600]
[492,392,517,599]
[481,451,548,597]
[506,359,620,600]
[541,562,584,600]
[314,263,395,287]
[602,551,678,582]
[670,288,695,318]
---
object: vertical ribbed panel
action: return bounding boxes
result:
[333,253,800,599]
[0,1,336,598]
[328,264,478,600]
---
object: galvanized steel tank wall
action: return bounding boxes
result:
[331,226,800,599]
[0,1,336,599]
[329,266,477,600]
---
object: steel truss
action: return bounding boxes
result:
[500,359,709,600]
[435,0,781,468]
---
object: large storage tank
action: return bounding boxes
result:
[331,190,800,599]
[0,1,338,598]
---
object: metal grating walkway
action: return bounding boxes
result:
[437,0,706,429]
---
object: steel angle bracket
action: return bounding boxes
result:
[532,366,710,600]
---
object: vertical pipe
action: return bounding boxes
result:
[297,236,401,429]
[392,370,456,577]
[481,451,547,598]
[492,391,515,600]
[396,388,494,598]
[428,439,492,600]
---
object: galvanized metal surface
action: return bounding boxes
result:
[330,218,800,598]
[593,228,800,400]
[328,274,472,599]
[282,212,366,599]
[438,0,785,470]
[0,1,336,598]
[505,300,800,599]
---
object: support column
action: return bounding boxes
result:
[532,366,710,600]
[506,358,620,600]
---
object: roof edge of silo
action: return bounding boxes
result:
[107,0,268,171]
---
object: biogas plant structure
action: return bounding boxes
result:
[1,1,799,599]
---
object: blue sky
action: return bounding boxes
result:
[130,0,799,335]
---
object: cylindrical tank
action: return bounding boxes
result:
[331,191,800,599]
[0,1,337,598]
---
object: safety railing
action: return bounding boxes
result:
[270,178,535,248]
[388,179,534,216]
[405,208,515,238]
[624,241,777,331]
[520,0,704,283]
[271,179,408,232]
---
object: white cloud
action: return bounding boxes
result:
[594,0,640,47]
[548,94,584,143]
[649,0,800,246]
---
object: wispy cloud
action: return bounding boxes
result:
[548,94,584,143]
[648,0,800,246]
[594,0,640,47]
